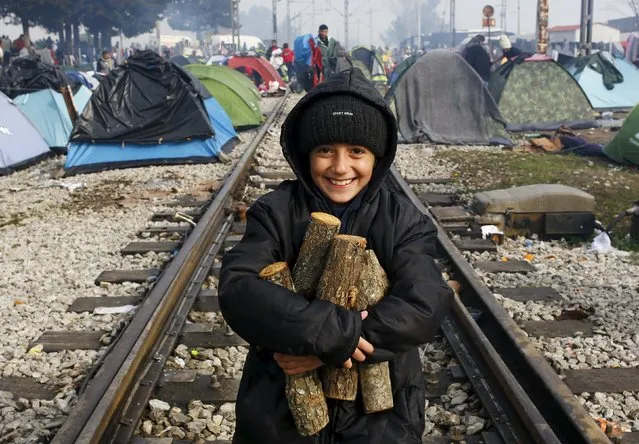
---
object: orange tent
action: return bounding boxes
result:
[228,56,285,87]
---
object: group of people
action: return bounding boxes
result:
[462,33,524,84]
[265,39,295,80]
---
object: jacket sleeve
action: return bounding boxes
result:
[362,209,453,363]
[218,199,361,367]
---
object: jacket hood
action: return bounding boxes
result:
[280,68,398,208]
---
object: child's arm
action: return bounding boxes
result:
[362,211,454,363]
[219,200,361,367]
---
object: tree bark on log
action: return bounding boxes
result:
[356,250,394,413]
[293,212,341,300]
[316,235,367,400]
[258,262,329,436]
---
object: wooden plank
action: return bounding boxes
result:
[211,263,221,277]
[121,241,181,255]
[32,331,107,352]
[138,226,191,235]
[222,234,243,250]
[0,377,59,400]
[454,239,497,252]
[162,198,210,208]
[521,320,594,338]
[150,209,202,222]
[161,369,198,383]
[475,260,536,273]
[563,368,639,394]
[406,178,454,185]
[195,293,219,312]
[249,179,282,189]
[419,192,458,207]
[423,370,465,399]
[181,328,248,348]
[156,375,239,405]
[95,269,160,285]
[258,170,295,180]
[430,206,474,222]
[231,222,246,234]
[67,296,142,313]
[494,287,562,303]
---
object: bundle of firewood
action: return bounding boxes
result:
[258,212,393,436]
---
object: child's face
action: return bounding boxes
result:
[309,144,376,204]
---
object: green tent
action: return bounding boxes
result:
[603,105,639,165]
[488,55,598,131]
[185,64,262,129]
[351,47,388,84]
[352,60,373,80]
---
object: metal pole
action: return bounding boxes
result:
[501,0,507,32]
[450,0,456,47]
[369,9,373,47]
[345,0,349,49]
[580,0,587,54]
[517,0,520,35]
[586,0,594,54]
[417,0,421,51]
[537,0,549,54]
[273,0,277,40]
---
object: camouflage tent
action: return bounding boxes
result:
[489,54,599,131]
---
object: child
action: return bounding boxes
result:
[219,68,453,444]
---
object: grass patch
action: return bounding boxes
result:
[435,150,639,251]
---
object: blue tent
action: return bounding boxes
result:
[0,91,50,175]
[569,55,639,111]
[64,97,238,175]
[13,86,92,153]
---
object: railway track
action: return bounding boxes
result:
[5,92,625,443]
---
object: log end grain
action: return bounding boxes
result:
[259,262,290,279]
[334,234,367,249]
[310,212,341,227]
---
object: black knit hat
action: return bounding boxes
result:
[295,95,388,158]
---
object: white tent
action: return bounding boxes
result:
[0,91,51,175]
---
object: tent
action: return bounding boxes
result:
[64,50,238,175]
[0,91,50,175]
[185,64,262,129]
[389,55,418,86]
[13,86,92,153]
[0,55,68,99]
[228,55,285,87]
[603,103,639,165]
[489,54,598,131]
[170,55,190,66]
[566,53,639,111]
[387,50,510,146]
[65,96,237,175]
[351,47,388,84]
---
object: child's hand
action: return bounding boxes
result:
[273,353,324,375]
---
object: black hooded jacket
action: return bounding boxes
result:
[219,68,453,444]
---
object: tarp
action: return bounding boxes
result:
[228,55,285,87]
[170,55,190,66]
[0,91,50,175]
[489,54,598,131]
[294,34,314,66]
[0,55,68,98]
[389,50,510,146]
[351,47,387,83]
[70,50,213,144]
[568,54,639,111]
[64,97,238,175]
[185,64,262,129]
[603,103,639,165]
[14,86,92,152]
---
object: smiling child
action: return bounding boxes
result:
[219,68,453,444]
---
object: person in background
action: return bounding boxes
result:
[266,39,278,61]
[96,50,114,75]
[462,34,491,84]
[499,35,523,61]
[282,43,295,80]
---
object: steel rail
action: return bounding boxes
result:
[52,91,290,444]
[389,165,610,444]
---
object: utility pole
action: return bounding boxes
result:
[273,0,278,40]
[231,0,240,50]
[369,8,373,47]
[345,0,349,49]
[536,0,549,54]
[417,0,422,50]
[517,0,521,35]
[287,0,291,44]
[579,0,594,55]
[450,0,456,47]
[501,0,507,32]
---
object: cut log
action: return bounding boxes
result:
[258,262,329,436]
[316,235,367,401]
[357,250,394,413]
[292,213,341,300]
